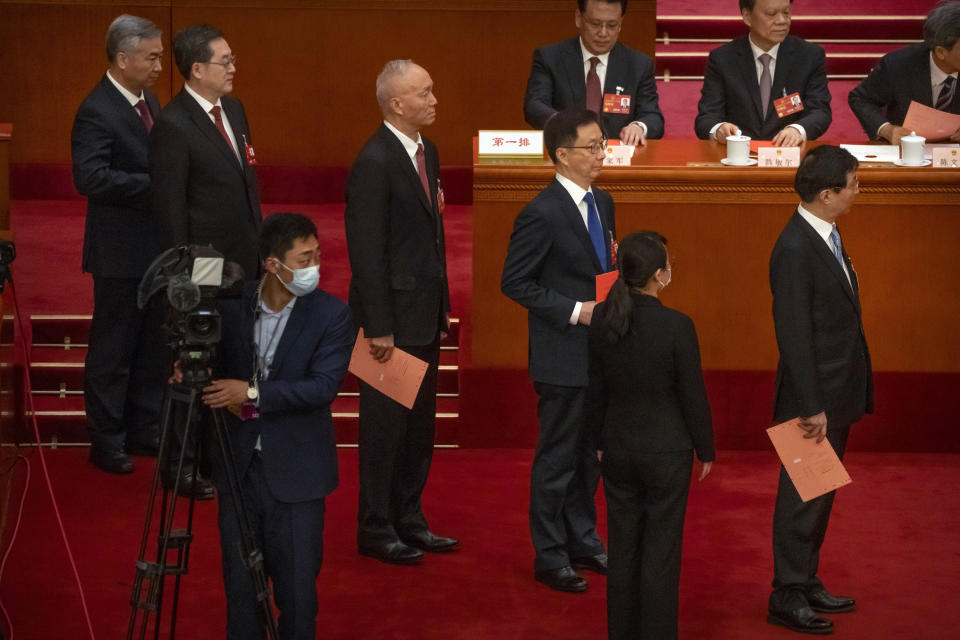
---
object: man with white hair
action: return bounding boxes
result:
[71,14,166,475]
[345,59,458,565]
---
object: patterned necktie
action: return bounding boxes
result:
[935,75,956,111]
[583,191,607,270]
[829,226,845,268]
[416,143,432,204]
[209,105,238,159]
[586,56,602,115]
[759,53,773,116]
[134,99,153,133]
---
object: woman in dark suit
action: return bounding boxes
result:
[586,231,715,640]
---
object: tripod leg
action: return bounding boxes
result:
[209,407,279,640]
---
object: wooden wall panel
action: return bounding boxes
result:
[0,1,655,167]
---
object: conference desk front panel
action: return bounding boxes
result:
[462,141,960,451]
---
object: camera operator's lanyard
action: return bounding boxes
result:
[253,299,287,382]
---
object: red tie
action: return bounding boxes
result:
[135,99,153,133]
[586,56,602,114]
[416,143,432,204]
[209,105,237,157]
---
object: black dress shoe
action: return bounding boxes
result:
[163,471,216,500]
[806,588,856,613]
[571,552,608,575]
[400,530,459,553]
[767,606,834,634]
[90,447,134,474]
[359,540,424,565]
[535,566,588,593]
[125,436,160,457]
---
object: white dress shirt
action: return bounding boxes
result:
[797,204,851,286]
[383,120,424,174]
[579,39,647,136]
[184,83,240,159]
[105,70,144,108]
[555,172,601,325]
[709,37,805,139]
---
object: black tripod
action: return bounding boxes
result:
[126,376,278,640]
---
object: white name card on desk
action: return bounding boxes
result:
[758,146,800,167]
[603,144,634,166]
[932,147,960,168]
[478,130,543,157]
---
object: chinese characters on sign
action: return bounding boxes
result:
[478,130,544,158]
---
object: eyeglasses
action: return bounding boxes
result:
[206,55,237,68]
[561,139,608,154]
[830,177,859,193]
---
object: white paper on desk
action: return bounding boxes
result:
[603,144,635,166]
[839,144,899,163]
[924,143,960,160]
[903,101,960,140]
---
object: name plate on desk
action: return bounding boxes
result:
[603,144,634,166]
[478,130,543,158]
[758,146,800,167]
[932,147,960,168]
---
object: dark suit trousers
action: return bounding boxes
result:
[357,339,440,545]
[85,276,165,452]
[770,423,851,611]
[219,454,325,640]
[530,382,604,571]
[603,449,692,640]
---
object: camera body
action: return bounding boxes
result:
[138,245,244,388]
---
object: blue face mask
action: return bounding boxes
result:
[275,260,319,296]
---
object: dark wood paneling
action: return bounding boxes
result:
[0,1,654,167]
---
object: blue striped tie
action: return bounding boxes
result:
[829,227,845,268]
[936,76,955,111]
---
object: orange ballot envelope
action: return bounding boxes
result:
[348,330,429,410]
[903,101,960,141]
[595,271,619,303]
[766,418,852,503]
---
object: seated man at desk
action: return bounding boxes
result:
[694,0,831,147]
[524,0,664,146]
[848,1,960,144]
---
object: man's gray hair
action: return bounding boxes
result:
[923,1,960,51]
[376,59,415,111]
[106,14,161,63]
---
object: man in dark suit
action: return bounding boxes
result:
[767,145,873,635]
[849,1,960,144]
[151,23,261,280]
[200,212,353,639]
[695,0,831,146]
[524,0,664,145]
[502,108,613,593]
[345,60,458,565]
[71,15,165,475]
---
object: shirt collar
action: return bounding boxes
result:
[184,82,223,114]
[929,51,958,86]
[555,172,592,207]
[797,203,836,242]
[579,38,611,68]
[105,70,143,107]
[748,37,781,62]
[259,293,296,317]
[383,120,423,160]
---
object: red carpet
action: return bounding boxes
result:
[1,447,958,639]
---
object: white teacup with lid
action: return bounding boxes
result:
[900,131,926,166]
[725,130,752,165]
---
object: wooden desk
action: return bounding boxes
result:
[462,140,960,450]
